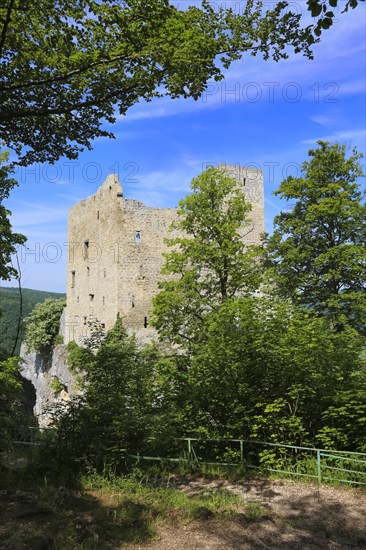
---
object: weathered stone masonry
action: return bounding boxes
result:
[65,165,265,345]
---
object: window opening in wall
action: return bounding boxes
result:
[83,316,87,325]
[84,240,89,259]
[71,270,75,288]
[87,266,90,276]
[132,295,135,308]
[89,293,94,301]
[243,178,246,186]
[135,230,141,243]
[97,211,99,219]
[144,316,148,328]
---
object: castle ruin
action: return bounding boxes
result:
[64,165,265,344]
[21,164,265,423]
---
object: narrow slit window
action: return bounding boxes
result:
[144,316,148,328]
[135,230,141,243]
[84,240,89,259]
[97,211,100,219]
[102,296,105,305]
[87,266,90,276]
[71,270,75,288]
[131,295,135,308]
[243,177,246,186]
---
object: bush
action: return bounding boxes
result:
[50,377,64,393]
[0,357,22,455]
[23,298,65,354]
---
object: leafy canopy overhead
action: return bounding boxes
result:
[0,0,318,165]
[1,1,364,165]
[307,0,364,35]
[0,150,26,280]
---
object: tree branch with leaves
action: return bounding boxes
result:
[0,150,26,280]
[0,0,316,165]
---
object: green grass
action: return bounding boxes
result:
[82,471,243,518]
[0,466,264,550]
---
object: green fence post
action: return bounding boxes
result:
[316,449,322,485]
[240,440,244,468]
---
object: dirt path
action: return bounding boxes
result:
[131,478,366,550]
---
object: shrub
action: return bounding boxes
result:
[23,298,65,354]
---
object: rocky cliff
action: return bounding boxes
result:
[20,311,79,427]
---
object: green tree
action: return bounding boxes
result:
[265,141,366,333]
[0,150,26,280]
[152,166,262,347]
[23,298,66,355]
[0,356,22,455]
[45,316,156,473]
[0,287,65,359]
[165,294,365,450]
[316,373,366,452]
[0,0,318,165]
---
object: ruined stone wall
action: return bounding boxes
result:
[116,200,178,343]
[66,174,121,343]
[219,164,265,245]
[65,166,264,345]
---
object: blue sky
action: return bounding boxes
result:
[2,2,366,292]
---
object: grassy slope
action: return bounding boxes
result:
[0,469,364,550]
[0,287,66,358]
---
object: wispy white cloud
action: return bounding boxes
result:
[126,164,196,207]
[9,202,70,229]
[302,129,366,144]
[338,79,366,96]
[310,115,336,126]
[120,93,223,124]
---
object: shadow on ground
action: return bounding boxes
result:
[0,473,156,550]
[1,470,365,550]
[191,478,366,550]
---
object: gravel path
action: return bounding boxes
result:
[131,478,366,550]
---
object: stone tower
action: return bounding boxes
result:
[64,165,264,345]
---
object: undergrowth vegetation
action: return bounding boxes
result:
[0,464,264,550]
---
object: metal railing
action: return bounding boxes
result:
[12,428,366,487]
[129,437,366,487]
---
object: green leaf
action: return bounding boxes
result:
[321,17,333,28]
[311,3,323,17]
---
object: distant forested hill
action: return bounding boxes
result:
[0,287,66,358]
